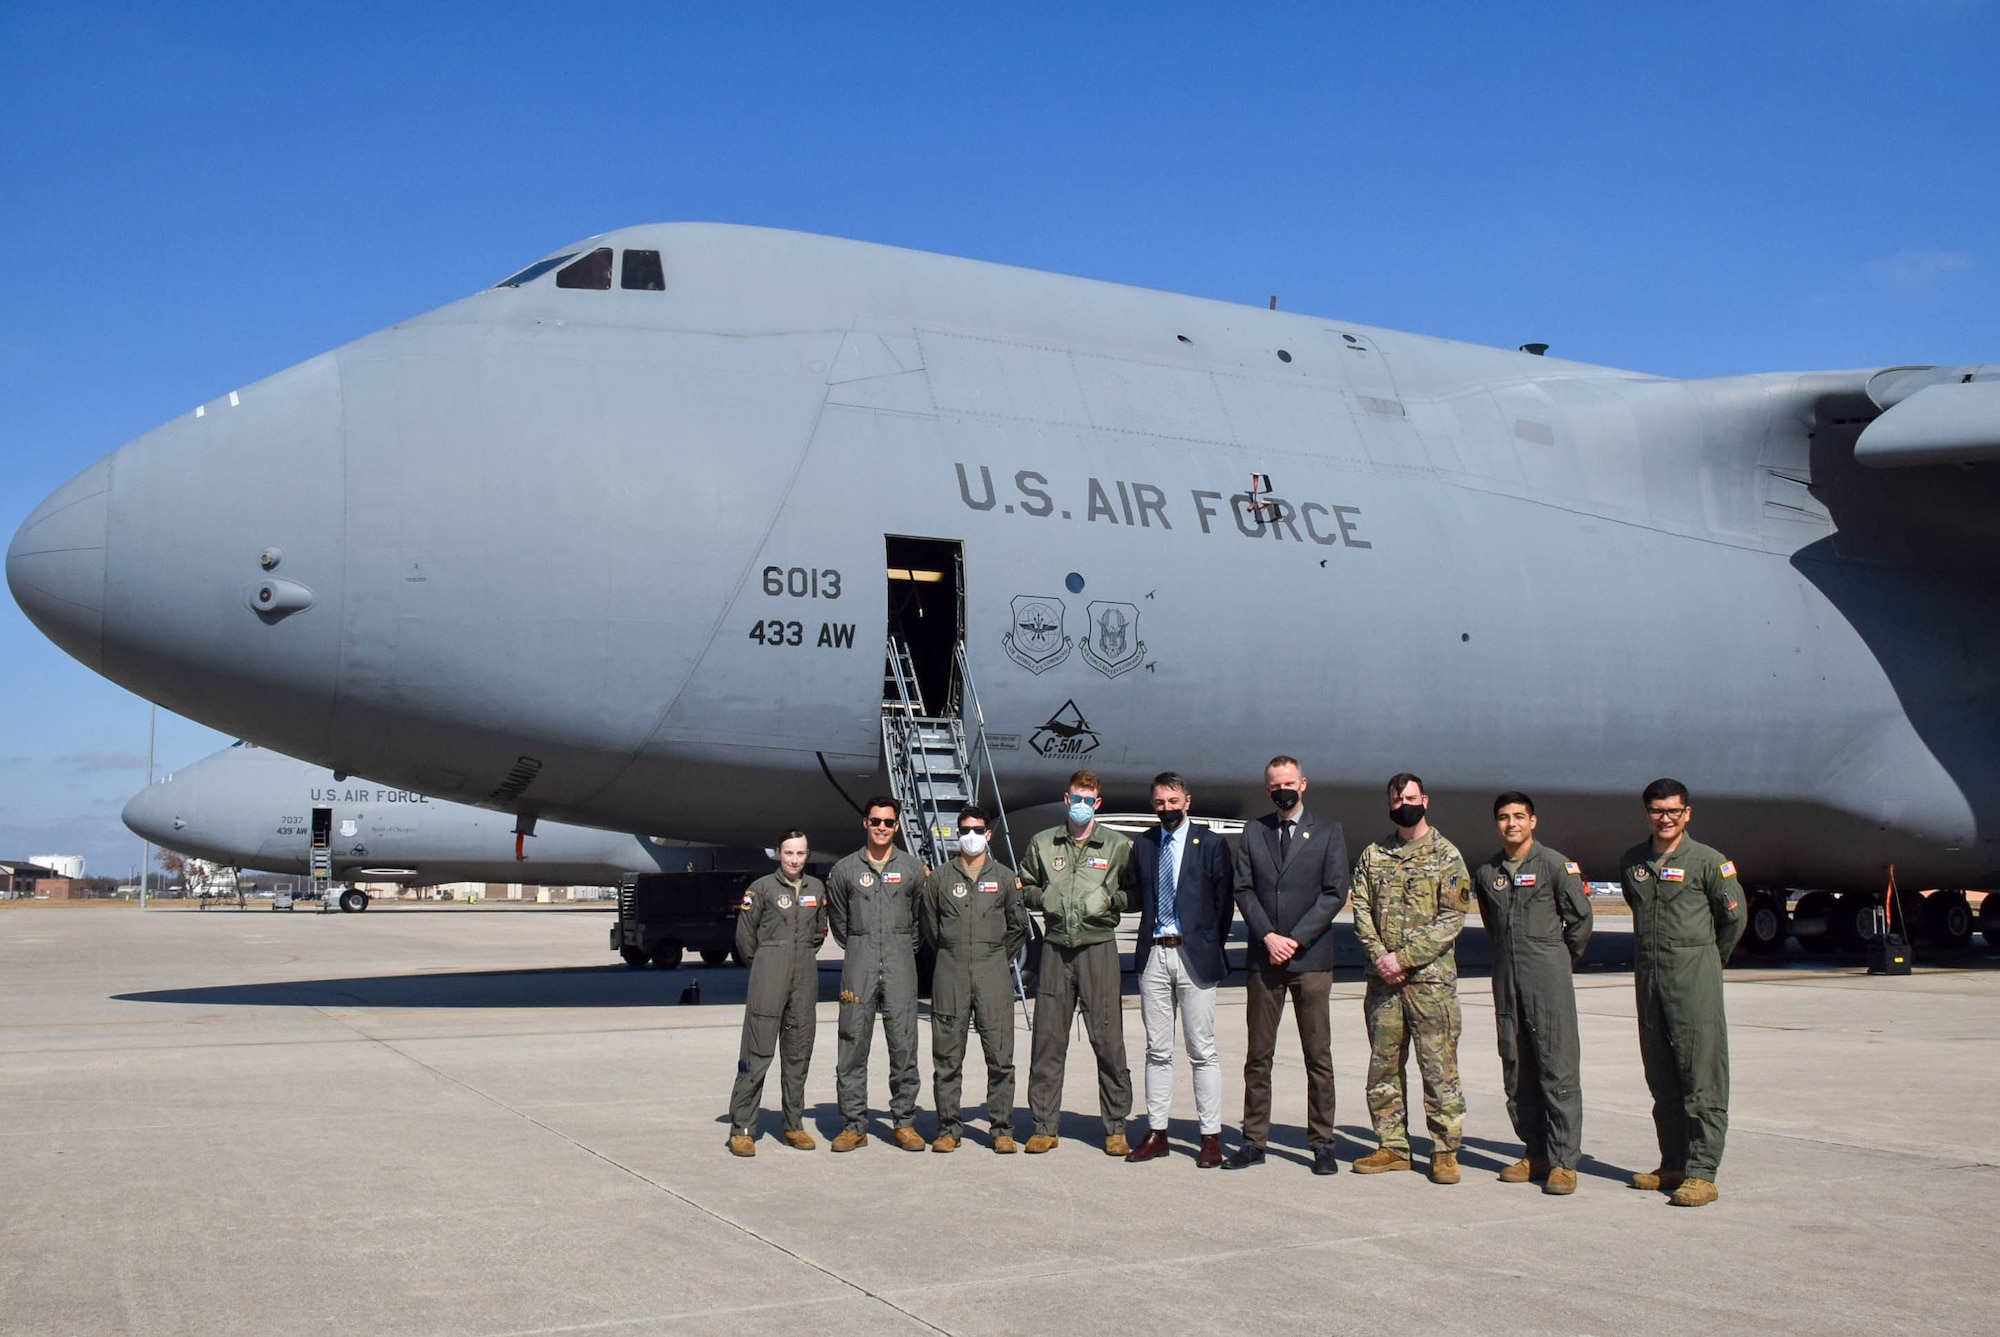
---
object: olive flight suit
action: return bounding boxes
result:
[1472,842,1593,1171]
[920,856,1029,1140]
[828,846,930,1136]
[1619,836,1746,1182]
[1351,828,1473,1155]
[728,872,828,1136]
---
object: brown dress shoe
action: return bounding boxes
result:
[1428,1151,1461,1184]
[1630,1168,1685,1192]
[1669,1177,1719,1207]
[1498,1156,1549,1183]
[728,1134,756,1157]
[1125,1131,1171,1162]
[892,1127,928,1152]
[830,1130,868,1152]
[782,1129,816,1151]
[992,1132,1018,1154]
[1023,1133,1059,1154]
[931,1135,958,1153]
[1353,1147,1413,1174]
[1196,1134,1223,1168]
[1104,1133,1130,1157]
[1543,1167,1578,1195]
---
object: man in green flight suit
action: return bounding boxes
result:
[827,796,931,1152]
[1471,792,1593,1195]
[919,805,1029,1154]
[1620,778,1746,1208]
[1351,773,1473,1184]
[727,831,828,1156]
[1018,769,1137,1156]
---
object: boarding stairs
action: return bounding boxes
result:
[882,637,1033,1022]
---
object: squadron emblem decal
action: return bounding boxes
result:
[1003,595,1072,674]
[1081,600,1145,679]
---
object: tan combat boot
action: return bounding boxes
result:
[1669,1178,1719,1207]
[1630,1168,1684,1192]
[892,1127,928,1152]
[782,1130,816,1151]
[1023,1133,1059,1154]
[992,1132,1019,1154]
[1104,1133,1130,1157]
[1543,1168,1577,1195]
[931,1134,958,1153]
[728,1134,756,1157]
[830,1130,868,1152]
[1428,1152,1461,1184]
[1498,1156,1549,1183]
[1353,1147,1413,1174]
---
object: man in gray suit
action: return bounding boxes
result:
[1224,756,1351,1174]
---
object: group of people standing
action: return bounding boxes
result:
[724,759,1747,1208]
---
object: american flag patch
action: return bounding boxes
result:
[1564,862,1581,875]
[1661,867,1685,882]
[1720,861,1737,878]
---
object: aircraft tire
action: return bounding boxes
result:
[1831,893,1879,951]
[620,946,650,968]
[1925,890,1974,951]
[337,889,370,914]
[699,947,729,966]
[1979,893,2000,950]
[652,940,684,970]
[1741,892,1786,956]
[1790,891,1835,951]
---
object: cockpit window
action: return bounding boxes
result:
[556,248,614,290]
[494,253,578,288]
[621,249,665,291]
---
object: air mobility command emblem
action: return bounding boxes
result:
[1491,874,1508,891]
[1633,866,1651,881]
[1003,595,1072,674]
[1082,600,1145,678]
[777,894,793,909]
[859,873,875,887]
[951,881,968,898]
[1052,855,1066,871]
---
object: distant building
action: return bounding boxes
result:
[1,861,79,899]
[30,854,85,880]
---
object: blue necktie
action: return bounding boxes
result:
[1157,833,1179,937]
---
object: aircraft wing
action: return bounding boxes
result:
[1855,366,2000,467]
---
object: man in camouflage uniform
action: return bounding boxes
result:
[1620,778,1747,1208]
[919,805,1029,1153]
[1351,773,1473,1184]
[1018,769,1137,1155]
[1471,792,1593,1195]
[727,831,828,1156]
[827,796,930,1152]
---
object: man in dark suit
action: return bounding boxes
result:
[1126,772,1236,1168]
[1226,755,1351,1174]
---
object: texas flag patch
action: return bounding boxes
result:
[1661,867,1685,882]
[883,872,903,884]
[1720,861,1737,878]
[800,895,819,907]
[1564,862,1581,875]
[1516,873,1538,886]
[979,881,999,894]
[1087,856,1110,871]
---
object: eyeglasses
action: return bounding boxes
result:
[1646,807,1689,819]
[864,817,899,827]
[1067,795,1099,807]
[959,824,987,834]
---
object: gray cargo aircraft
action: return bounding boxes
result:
[122,741,733,910]
[11,224,2000,954]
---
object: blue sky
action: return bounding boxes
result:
[3,1,1995,878]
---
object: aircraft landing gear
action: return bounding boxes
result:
[620,946,650,968]
[1925,890,1974,950]
[699,946,730,966]
[1741,891,1787,956]
[337,888,371,913]
[651,939,684,970]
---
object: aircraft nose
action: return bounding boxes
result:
[120,777,182,846]
[7,456,111,671]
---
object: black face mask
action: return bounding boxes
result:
[1270,788,1301,813]
[1156,809,1185,831]
[1391,802,1427,828]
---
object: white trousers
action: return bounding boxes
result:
[1139,943,1221,1134]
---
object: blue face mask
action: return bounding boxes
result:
[1068,797,1098,826]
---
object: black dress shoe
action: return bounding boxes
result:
[1312,1145,1341,1176]
[1196,1134,1223,1169]
[1221,1144,1265,1169]
[1125,1130,1171,1162]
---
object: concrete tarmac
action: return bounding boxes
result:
[2,905,1996,1336]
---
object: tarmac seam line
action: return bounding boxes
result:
[313,1006,958,1337]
